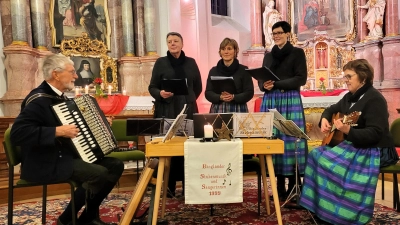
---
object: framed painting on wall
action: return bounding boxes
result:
[60,33,118,91]
[71,56,101,87]
[289,0,356,44]
[49,0,111,50]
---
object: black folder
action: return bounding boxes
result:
[161,79,188,95]
[210,76,237,94]
[246,66,280,82]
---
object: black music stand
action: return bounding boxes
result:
[269,109,310,209]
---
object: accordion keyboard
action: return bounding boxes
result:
[52,95,117,163]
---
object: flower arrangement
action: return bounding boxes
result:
[319,77,327,95]
[93,78,106,98]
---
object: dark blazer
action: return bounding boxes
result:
[258,47,307,92]
[10,81,75,183]
[321,87,394,148]
[148,56,202,119]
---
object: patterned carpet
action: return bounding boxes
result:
[2,178,400,225]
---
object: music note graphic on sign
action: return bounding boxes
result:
[226,163,232,176]
[222,179,226,185]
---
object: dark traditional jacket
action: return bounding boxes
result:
[258,47,307,92]
[11,81,75,183]
[321,87,394,148]
[148,56,202,119]
[205,64,254,104]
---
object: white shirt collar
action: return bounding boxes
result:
[46,82,63,97]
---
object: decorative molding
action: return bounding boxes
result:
[60,33,118,91]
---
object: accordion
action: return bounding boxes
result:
[51,94,118,163]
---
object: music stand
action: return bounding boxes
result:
[162,104,188,143]
[269,109,310,209]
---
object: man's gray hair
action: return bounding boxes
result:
[42,54,74,80]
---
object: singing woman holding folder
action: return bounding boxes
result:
[148,32,202,197]
[258,21,308,200]
[205,38,254,113]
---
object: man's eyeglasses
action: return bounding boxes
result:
[66,70,76,75]
[342,73,357,81]
[271,31,285,37]
[55,67,76,75]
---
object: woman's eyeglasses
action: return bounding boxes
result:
[342,73,357,81]
[271,31,285,37]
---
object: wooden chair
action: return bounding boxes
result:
[380,118,400,212]
[3,127,78,225]
[106,119,146,181]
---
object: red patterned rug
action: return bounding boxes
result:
[1,178,400,224]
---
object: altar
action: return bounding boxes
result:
[64,93,155,116]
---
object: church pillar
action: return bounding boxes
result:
[0,46,38,116]
[109,0,123,59]
[385,0,399,37]
[275,0,287,21]
[10,0,29,46]
[30,0,47,50]
[133,0,146,57]
[119,56,157,96]
[249,0,263,49]
[353,41,383,86]
[121,0,135,56]
[381,37,400,88]
[144,0,157,56]
[0,0,13,47]
[357,0,368,42]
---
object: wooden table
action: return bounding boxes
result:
[146,137,285,225]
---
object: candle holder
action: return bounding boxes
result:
[199,137,218,142]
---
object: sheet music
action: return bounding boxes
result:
[269,108,310,140]
[268,108,286,121]
[162,104,188,142]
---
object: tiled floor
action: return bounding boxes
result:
[375,179,396,208]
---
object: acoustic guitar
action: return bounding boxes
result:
[321,111,361,147]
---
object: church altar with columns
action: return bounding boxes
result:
[1,0,400,141]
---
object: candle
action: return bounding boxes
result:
[122,89,127,95]
[75,86,80,96]
[329,79,333,89]
[204,124,213,138]
[310,80,315,90]
[108,85,112,95]
[84,85,89,94]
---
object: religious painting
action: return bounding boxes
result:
[289,0,356,44]
[49,0,111,50]
[71,56,101,87]
[60,33,118,91]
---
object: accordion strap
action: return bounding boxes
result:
[25,93,65,106]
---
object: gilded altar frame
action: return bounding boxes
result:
[60,33,118,91]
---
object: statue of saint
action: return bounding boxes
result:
[263,0,282,48]
[357,0,386,39]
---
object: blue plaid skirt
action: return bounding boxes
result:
[209,102,248,113]
[299,140,380,225]
[260,89,307,175]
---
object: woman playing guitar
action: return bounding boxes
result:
[298,59,397,225]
